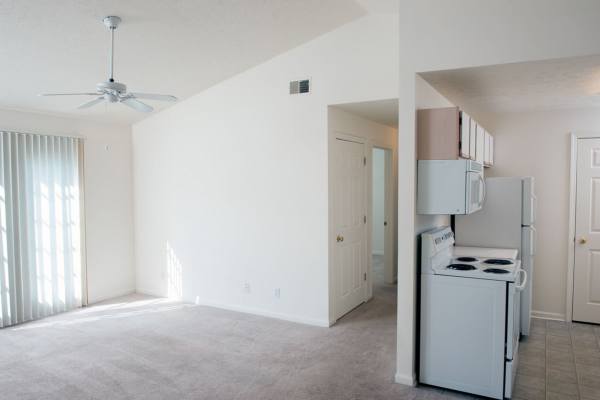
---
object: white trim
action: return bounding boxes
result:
[567,131,600,323]
[196,300,331,327]
[136,288,331,327]
[531,310,566,322]
[395,372,416,386]
[86,289,137,305]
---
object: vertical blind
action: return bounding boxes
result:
[0,131,84,327]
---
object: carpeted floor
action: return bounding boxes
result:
[0,256,468,400]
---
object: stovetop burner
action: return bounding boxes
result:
[484,259,514,265]
[456,256,478,262]
[447,264,477,271]
[483,268,510,274]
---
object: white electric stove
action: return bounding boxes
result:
[439,246,522,282]
[419,227,527,399]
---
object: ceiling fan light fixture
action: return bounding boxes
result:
[104,93,118,103]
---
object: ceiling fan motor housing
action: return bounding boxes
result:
[103,16,121,30]
[97,81,126,103]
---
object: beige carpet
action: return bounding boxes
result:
[0,258,466,399]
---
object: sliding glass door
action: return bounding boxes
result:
[0,131,85,327]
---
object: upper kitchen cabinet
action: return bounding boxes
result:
[417,106,494,167]
[475,125,485,164]
[485,132,494,166]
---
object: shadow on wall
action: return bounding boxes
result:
[166,242,183,300]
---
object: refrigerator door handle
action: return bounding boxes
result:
[516,269,528,291]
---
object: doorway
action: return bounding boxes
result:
[328,100,398,324]
[372,147,395,287]
[570,135,600,324]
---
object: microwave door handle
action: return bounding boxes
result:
[478,174,486,208]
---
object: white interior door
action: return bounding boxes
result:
[333,138,367,320]
[573,138,600,324]
[383,148,395,284]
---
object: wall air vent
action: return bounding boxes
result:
[289,79,310,95]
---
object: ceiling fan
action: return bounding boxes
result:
[40,16,177,113]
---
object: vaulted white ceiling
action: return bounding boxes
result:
[0,0,378,124]
[420,54,600,116]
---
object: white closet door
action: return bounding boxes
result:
[332,138,367,321]
[573,138,600,324]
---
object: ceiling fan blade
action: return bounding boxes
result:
[77,97,105,109]
[39,92,100,97]
[121,98,153,113]
[130,92,178,102]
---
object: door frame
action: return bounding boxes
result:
[567,132,600,322]
[373,145,396,286]
[329,132,369,322]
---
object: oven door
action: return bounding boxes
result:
[506,281,521,360]
[465,171,485,214]
[505,279,523,399]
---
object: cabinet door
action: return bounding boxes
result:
[489,135,494,166]
[476,126,485,164]
[470,119,477,158]
[460,111,470,158]
[484,132,491,165]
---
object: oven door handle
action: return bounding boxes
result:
[515,268,528,291]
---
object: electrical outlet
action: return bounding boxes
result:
[274,288,281,299]
[243,282,251,293]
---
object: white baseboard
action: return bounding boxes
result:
[531,310,566,321]
[196,300,331,328]
[395,372,416,386]
[86,288,136,305]
[134,287,165,298]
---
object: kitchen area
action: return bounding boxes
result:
[414,55,600,399]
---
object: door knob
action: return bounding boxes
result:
[579,237,587,245]
[336,235,344,243]
[384,221,388,226]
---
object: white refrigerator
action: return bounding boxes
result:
[455,177,536,336]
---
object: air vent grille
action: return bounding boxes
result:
[289,79,310,95]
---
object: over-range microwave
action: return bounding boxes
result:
[417,160,485,215]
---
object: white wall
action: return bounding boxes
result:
[397,0,600,385]
[484,108,600,320]
[0,108,135,304]
[132,14,398,327]
[372,148,385,255]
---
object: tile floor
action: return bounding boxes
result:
[514,318,600,400]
